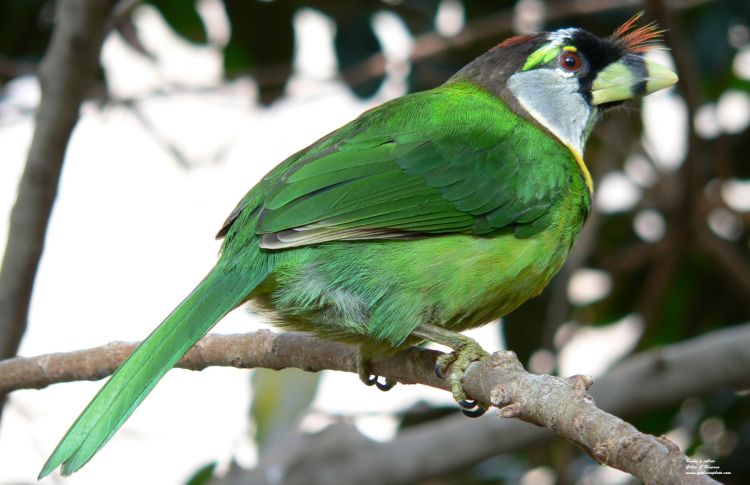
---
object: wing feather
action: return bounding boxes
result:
[217,83,577,248]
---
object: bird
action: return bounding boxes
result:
[40,13,677,477]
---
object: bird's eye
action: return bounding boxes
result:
[559,51,582,71]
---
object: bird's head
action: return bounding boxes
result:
[451,12,678,160]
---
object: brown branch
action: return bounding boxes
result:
[0,331,439,395]
[483,355,700,485]
[0,0,119,362]
[6,327,745,483]
[214,324,750,484]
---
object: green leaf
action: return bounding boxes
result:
[223,0,295,104]
[185,461,217,485]
[251,368,320,451]
[0,0,53,83]
[334,14,383,98]
[145,0,208,44]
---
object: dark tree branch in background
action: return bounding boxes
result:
[696,226,750,303]
[0,0,118,362]
[120,99,193,169]
[697,186,750,307]
[249,0,713,91]
[6,325,748,483]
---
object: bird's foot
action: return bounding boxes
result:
[412,324,491,417]
[357,353,397,392]
[434,340,490,417]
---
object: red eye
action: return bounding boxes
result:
[559,51,582,71]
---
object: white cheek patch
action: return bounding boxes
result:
[507,69,593,157]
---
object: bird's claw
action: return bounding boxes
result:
[458,399,487,418]
[434,361,448,379]
[434,351,456,380]
[364,374,396,392]
[435,341,490,416]
[358,353,397,392]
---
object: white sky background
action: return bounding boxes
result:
[1,2,749,485]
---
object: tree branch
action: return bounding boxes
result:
[217,323,750,485]
[0,0,118,361]
[7,325,746,483]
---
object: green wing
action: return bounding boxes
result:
[218,82,575,250]
[256,133,570,248]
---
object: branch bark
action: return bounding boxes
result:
[6,324,746,483]
[222,323,750,485]
[0,0,118,361]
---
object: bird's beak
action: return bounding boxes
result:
[591,56,678,105]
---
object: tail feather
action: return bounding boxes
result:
[39,265,266,477]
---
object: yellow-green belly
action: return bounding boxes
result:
[248,186,587,354]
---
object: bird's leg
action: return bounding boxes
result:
[357,351,397,392]
[413,323,490,417]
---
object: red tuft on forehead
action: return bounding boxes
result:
[497,34,540,49]
[611,11,664,53]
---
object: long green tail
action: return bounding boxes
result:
[39,264,267,477]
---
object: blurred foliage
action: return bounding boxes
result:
[250,367,320,452]
[0,0,53,84]
[185,461,218,485]
[146,0,208,44]
[223,0,295,103]
[3,0,750,483]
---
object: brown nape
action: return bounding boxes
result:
[496,34,542,49]
[446,33,547,127]
[448,33,546,98]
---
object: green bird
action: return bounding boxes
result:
[40,15,677,477]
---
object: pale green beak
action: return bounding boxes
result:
[591,56,678,105]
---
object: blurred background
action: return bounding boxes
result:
[0,0,749,484]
